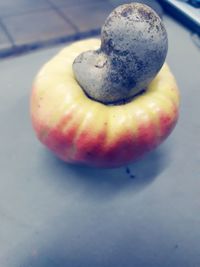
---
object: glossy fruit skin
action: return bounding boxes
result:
[31,39,180,168]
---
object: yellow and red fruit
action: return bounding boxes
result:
[31,39,179,167]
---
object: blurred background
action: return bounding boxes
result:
[0,0,169,58]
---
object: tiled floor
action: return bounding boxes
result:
[0,23,12,50]
[0,0,163,58]
[49,0,107,8]
[60,2,114,33]
[0,0,50,17]
[0,0,112,57]
[2,9,76,46]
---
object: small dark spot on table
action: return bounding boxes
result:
[126,167,136,179]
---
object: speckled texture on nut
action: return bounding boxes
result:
[73,3,168,104]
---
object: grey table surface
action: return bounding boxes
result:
[0,16,200,267]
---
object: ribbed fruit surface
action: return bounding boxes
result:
[31,39,180,167]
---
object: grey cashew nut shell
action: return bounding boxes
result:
[73,3,168,104]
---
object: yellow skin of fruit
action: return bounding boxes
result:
[31,39,180,167]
